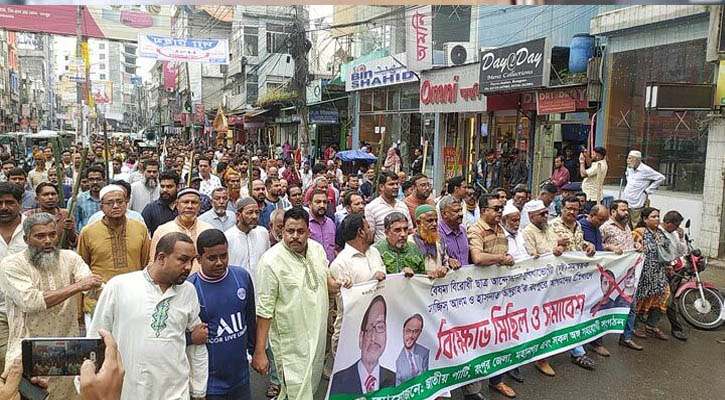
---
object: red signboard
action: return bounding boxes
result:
[194,104,205,124]
[536,86,588,115]
[163,62,176,92]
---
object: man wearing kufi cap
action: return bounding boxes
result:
[149,187,213,274]
[408,204,456,278]
[501,203,528,262]
[519,183,557,232]
[623,150,665,227]
[225,196,270,287]
[78,184,151,327]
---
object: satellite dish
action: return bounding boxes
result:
[450,45,468,65]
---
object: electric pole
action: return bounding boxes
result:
[291,5,311,158]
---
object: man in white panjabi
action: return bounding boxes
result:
[225,197,269,286]
[88,231,209,400]
[0,213,103,399]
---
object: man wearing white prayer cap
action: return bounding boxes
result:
[623,150,665,227]
[78,184,151,327]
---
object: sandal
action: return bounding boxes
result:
[571,354,595,370]
[266,383,280,398]
[646,327,669,341]
[633,329,648,339]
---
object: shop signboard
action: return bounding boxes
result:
[479,38,551,94]
[419,64,486,114]
[535,85,588,115]
[310,109,339,125]
[405,5,432,71]
[138,34,229,64]
[346,55,418,92]
[443,147,462,179]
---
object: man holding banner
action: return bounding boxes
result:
[328,214,386,377]
[466,193,517,399]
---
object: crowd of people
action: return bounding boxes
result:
[0,136,703,400]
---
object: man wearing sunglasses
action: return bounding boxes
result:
[77,184,151,328]
[466,193,517,399]
[330,295,394,395]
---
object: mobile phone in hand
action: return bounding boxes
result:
[19,376,48,400]
[22,338,105,377]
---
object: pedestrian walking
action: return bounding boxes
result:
[0,213,102,399]
[88,232,209,400]
[78,185,151,327]
[251,207,347,400]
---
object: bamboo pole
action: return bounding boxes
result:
[421,139,429,177]
[103,120,111,184]
[187,150,195,187]
[60,147,89,248]
[51,138,66,208]
[247,149,253,197]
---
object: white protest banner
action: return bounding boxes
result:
[138,34,229,64]
[406,6,432,72]
[327,252,642,399]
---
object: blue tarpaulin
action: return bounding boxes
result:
[335,150,377,162]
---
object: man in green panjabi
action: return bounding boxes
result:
[251,207,349,400]
[373,211,439,278]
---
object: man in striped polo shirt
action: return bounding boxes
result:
[364,170,412,243]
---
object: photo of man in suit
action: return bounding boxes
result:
[591,269,618,316]
[395,314,429,385]
[330,295,396,395]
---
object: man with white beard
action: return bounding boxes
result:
[128,160,160,213]
[0,213,103,399]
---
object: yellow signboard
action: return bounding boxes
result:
[715,60,725,107]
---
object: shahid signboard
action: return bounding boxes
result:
[479,38,551,94]
[346,55,418,92]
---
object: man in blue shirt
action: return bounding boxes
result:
[188,229,256,400]
[578,204,612,358]
[142,170,180,237]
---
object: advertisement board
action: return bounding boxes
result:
[479,38,551,94]
[0,5,171,42]
[138,35,229,64]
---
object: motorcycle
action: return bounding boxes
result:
[672,220,724,330]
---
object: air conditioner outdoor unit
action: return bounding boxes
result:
[443,42,477,67]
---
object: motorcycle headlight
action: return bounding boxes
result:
[697,258,706,272]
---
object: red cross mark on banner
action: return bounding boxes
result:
[590,257,643,316]
[674,112,690,131]
[617,110,631,129]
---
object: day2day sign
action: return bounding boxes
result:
[479,38,551,94]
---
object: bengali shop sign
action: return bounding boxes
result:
[419,64,487,114]
[328,252,642,400]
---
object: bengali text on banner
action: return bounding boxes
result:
[327,252,642,400]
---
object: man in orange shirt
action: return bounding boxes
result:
[403,174,433,228]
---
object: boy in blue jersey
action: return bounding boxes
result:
[188,229,256,400]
